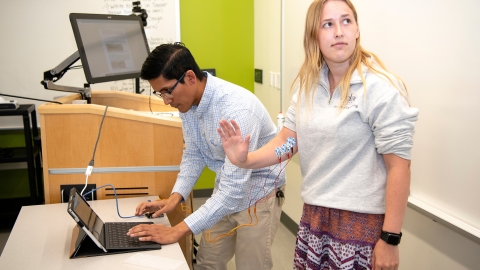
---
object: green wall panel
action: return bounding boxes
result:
[0,130,37,200]
[179,0,254,190]
[0,130,29,147]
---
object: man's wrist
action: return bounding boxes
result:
[174,221,193,239]
[170,192,184,204]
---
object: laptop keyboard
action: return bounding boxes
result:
[105,222,145,248]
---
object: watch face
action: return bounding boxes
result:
[387,234,400,245]
[381,231,401,245]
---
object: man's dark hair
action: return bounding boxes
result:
[140,42,205,83]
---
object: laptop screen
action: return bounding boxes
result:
[68,188,106,246]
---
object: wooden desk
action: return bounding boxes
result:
[0,196,189,270]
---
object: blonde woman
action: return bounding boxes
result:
[218,0,418,269]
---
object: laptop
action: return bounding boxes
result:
[67,187,162,255]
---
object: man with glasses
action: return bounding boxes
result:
[127,43,286,270]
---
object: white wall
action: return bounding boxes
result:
[0,0,179,129]
[257,0,480,269]
[354,0,480,239]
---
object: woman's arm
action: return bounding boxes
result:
[382,153,410,234]
[372,153,411,270]
[217,119,298,169]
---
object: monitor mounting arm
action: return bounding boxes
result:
[40,51,91,103]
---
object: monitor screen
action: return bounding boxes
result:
[70,13,150,84]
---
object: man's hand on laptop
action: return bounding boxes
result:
[134,193,183,218]
[127,221,192,244]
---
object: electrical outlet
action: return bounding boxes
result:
[254,69,263,83]
[60,184,97,203]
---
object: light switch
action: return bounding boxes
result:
[274,72,281,89]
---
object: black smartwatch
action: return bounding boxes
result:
[380,230,402,245]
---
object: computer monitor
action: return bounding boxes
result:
[69,13,150,84]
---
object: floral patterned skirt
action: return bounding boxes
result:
[294,203,384,270]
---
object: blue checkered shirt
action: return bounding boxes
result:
[172,73,286,234]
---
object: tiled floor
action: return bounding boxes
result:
[0,198,297,270]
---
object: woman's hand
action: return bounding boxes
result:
[372,239,399,270]
[217,119,251,166]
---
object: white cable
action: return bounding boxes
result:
[80,174,89,195]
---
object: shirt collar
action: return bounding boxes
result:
[191,71,214,117]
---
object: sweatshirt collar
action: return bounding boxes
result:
[319,58,371,88]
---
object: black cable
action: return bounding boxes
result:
[0,93,62,104]
[81,105,108,195]
[89,106,109,166]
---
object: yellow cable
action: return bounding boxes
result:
[205,205,258,244]
[181,203,192,214]
[156,197,192,214]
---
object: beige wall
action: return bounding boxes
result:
[400,207,480,269]
[257,0,480,269]
[279,0,308,227]
[254,0,304,226]
[254,0,282,123]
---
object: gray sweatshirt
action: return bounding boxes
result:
[284,63,419,214]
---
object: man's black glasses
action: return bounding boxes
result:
[154,72,186,99]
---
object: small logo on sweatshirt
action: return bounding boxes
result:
[335,94,358,109]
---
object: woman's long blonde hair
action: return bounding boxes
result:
[292,0,409,111]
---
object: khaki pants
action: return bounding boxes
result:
[195,187,284,270]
